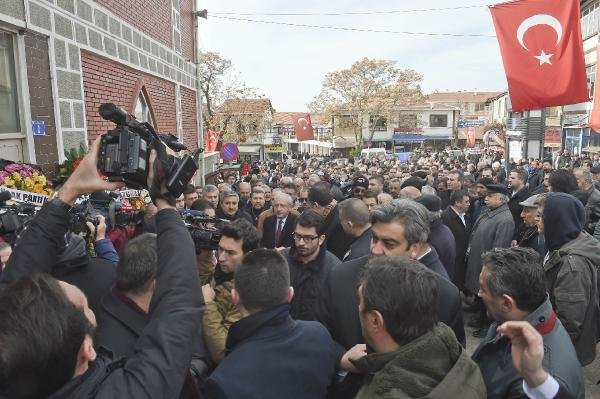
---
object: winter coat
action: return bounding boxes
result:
[202,265,241,364]
[543,192,600,366]
[473,298,584,399]
[465,204,514,295]
[281,246,340,321]
[583,186,600,234]
[322,203,354,260]
[354,323,486,399]
[544,234,600,366]
[343,227,372,262]
[205,304,338,399]
[1,203,203,398]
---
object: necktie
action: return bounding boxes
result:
[275,219,283,245]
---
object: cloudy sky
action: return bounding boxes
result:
[198,0,507,111]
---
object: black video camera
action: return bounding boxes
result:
[97,103,198,200]
[180,209,227,252]
[0,192,37,239]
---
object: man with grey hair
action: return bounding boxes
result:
[203,184,219,209]
[262,192,297,249]
[216,190,253,224]
[465,183,515,338]
[318,200,465,397]
[573,167,600,234]
[338,199,372,261]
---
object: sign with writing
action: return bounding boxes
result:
[0,187,48,206]
[32,120,46,136]
[457,119,485,128]
[264,144,284,153]
[118,189,143,199]
[221,142,239,161]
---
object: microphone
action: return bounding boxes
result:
[0,191,12,203]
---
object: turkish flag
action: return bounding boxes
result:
[294,114,315,141]
[489,0,588,111]
[205,130,220,152]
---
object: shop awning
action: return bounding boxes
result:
[393,134,426,144]
[393,134,451,143]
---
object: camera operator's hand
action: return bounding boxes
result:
[58,137,125,205]
[146,149,174,212]
[201,284,215,303]
[86,215,107,241]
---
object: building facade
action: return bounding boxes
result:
[0,0,201,177]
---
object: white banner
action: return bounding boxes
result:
[0,187,48,206]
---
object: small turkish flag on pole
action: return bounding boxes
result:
[489,0,588,111]
[205,130,220,152]
[294,114,315,141]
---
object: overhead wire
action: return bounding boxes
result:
[209,15,496,38]
[209,5,487,16]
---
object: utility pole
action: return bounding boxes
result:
[193,4,208,185]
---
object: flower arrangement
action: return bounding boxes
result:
[55,143,88,185]
[0,163,52,195]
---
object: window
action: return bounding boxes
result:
[581,2,599,39]
[429,114,448,128]
[0,32,20,133]
[369,115,387,131]
[475,103,486,112]
[397,113,418,130]
[545,107,559,117]
[134,92,153,125]
[587,64,596,98]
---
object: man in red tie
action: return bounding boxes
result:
[262,192,297,249]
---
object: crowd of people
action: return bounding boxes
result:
[1,143,599,398]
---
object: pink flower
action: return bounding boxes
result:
[4,164,22,173]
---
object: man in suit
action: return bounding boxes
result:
[442,189,471,291]
[262,192,297,249]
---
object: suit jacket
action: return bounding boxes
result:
[262,214,297,249]
[442,207,471,289]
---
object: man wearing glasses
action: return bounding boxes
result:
[280,210,340,321]
[298,188,311,212]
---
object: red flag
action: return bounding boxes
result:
[489,0,588,111]
[205,130,220,152]
[589,46,600,132]
[293,114,315,141]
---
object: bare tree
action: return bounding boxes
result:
[198,51,258,133]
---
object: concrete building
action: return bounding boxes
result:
[271,112,333,156]
[0,0,202,177]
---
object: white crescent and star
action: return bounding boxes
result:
[515,14,563,66]
[297,117,310,131]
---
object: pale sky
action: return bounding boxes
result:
[198,0,507,112]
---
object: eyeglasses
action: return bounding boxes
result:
[300,197,309,202]
[292,233,319,243]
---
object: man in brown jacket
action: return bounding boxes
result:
[201,219,260,364]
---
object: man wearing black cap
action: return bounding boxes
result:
[415,194,456,279]
[351,176,369,199]
[465,183,515,337]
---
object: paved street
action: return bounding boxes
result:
[463,306,600,397]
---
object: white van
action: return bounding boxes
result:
[361,148,386,158]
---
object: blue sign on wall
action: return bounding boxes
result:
[32,120,46,136]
